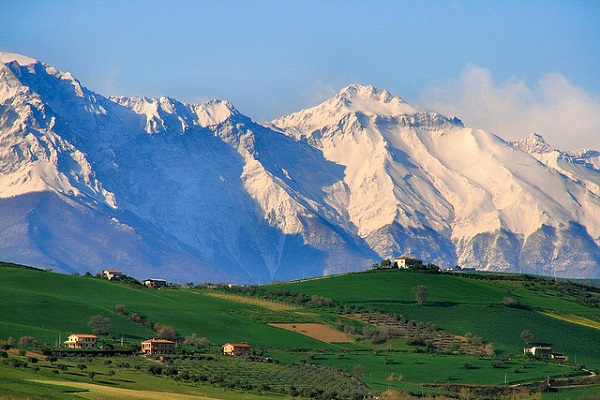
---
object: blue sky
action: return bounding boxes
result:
[1,0,599,149]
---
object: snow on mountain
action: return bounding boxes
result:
[272,85,600,277]
[0,58,116,207]
[0,53,371,282]
[513,133,600,198]
[0,52,38,66]
[1,54,599,280]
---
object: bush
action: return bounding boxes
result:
[148,365,163,375]
[18,336,38,349]
[503,297,527,309]
[113,304,128,314]
[461,361,474,369]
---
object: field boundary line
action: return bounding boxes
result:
[538,311,600,330]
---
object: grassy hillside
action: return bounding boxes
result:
[0,267,334,351]
[262,269,600,370]
[1,265,599,399]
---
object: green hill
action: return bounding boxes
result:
[0,266,332,351]
[262,269,600,369]
[1,264,599,399]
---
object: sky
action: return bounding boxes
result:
[1,0,599,150]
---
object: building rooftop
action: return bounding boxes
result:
[142,338,175,343]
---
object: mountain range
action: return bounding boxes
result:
[1,52,599,282]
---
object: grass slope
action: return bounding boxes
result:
[2,265,600,399]
[0,267,334,351]
[264,269,600,370]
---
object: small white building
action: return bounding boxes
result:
[142,278,168,288]
[102,269,123,280]
[524,346,552,357]
[393,256,423,269]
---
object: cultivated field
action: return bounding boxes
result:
[269,323,352,342]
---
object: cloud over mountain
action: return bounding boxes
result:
[420,65,600,151]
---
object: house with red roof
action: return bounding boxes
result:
[222,342,251,356]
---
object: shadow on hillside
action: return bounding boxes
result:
[429,301,459,307]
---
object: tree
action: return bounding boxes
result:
[353,364,364,381]
[88,371,96,381]
[113,304,128,314]
[0,337,14,350]
[88,315,111,335]
[521,329,535,345]
[412,285,428,305]
[183,334,211,350]
[155,323,178,341]
[18,336,38,349]
[503,297,518,307]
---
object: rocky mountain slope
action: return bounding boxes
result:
[1,52,599,281]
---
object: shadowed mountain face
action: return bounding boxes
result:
[1,53,599,281]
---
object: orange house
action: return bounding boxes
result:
[141,338,175,354]
[64,334,97,348]
[222,342,251,356]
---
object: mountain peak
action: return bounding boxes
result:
[338,84,395,103]
[0,52,39,66]
[513,133,556,154]
[271,84,428,132]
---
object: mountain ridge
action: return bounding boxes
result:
[1,52,599,281]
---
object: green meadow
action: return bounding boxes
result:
[0,266,333,351]
[265,269,600,370]
[1,264,599,399]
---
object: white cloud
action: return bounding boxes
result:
[301,81,337,108]
[420,65,600,151]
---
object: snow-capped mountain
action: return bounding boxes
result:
[272,84,600,278]
[1,53,599,281]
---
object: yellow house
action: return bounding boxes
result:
[64,334,97,348]
[141,338,175,354]
[222,342,251,356]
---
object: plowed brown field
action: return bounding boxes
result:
[269,323,352,343]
